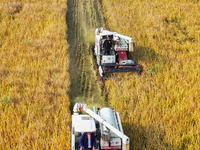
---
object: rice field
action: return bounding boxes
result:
[0,0,71,149]
[102,0,200,149]
[1,0,200,149]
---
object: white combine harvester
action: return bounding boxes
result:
[94,27,141,81]
[71,102,130,150]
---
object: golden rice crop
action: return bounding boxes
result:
[0,0,71,149]
[102,0,200,149]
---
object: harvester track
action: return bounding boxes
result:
[66,0,105,108]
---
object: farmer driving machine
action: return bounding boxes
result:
[94,28,141,83]
[71,102,130,150]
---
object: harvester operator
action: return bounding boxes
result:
[102,36,113,55]
[80,132,96,150]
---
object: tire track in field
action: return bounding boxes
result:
[66,0,105,108]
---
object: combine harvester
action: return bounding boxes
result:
[71,102,130,150]
[94,27,141,82]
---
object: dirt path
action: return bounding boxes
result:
[66,0,105,108]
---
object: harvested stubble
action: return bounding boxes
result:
[102,0,200,149]
[0,0,71,149]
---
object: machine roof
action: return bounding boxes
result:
[73,115,96,132]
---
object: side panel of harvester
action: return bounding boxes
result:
[98,108,123,149]
[95,35,100,66]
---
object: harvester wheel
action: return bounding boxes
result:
[100,76,105,86]
[138,70,142,76]
[93,48,96,60]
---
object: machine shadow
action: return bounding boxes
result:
[128,45,176,73]
[122,46,180,149]
[123,122,177,149]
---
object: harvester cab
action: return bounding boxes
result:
[94,27,141,80]
[71,102,130,150]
